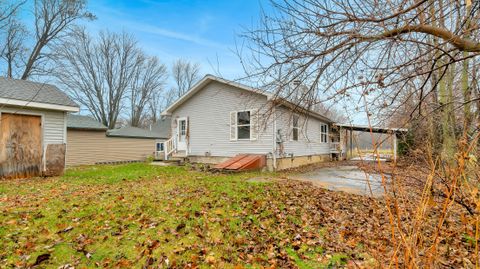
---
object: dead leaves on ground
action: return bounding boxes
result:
[0,164,477,268]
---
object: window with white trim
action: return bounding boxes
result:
[156,142,164,151]
[237,111,251,139]
[292,115,300,141]
[320,123,328,143]
[230,110,253,140]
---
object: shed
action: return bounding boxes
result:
[66,115,167,166]
[0,77,79,178]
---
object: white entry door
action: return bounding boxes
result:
[177,118,188,151]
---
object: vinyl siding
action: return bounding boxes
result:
[0,106,66,145]
[66,130,158,166]
[275,106,330,156]
[171,81,275,157]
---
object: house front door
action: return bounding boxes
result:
[177,118,187,151]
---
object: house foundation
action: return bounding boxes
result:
[186,154,331,171]
[267,154,331,171]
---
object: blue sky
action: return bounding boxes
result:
[85,0,266,80]
[83,1,369,124]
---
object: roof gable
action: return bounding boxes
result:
[0,77,79,112]
[161,75,332,123]
[161,75,272,116]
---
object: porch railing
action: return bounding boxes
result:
[164,136,176,160]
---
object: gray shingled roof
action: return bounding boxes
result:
[67,114,108,130]
[150,116,171,139]
[0,77,78,107]
[107,126,163,139]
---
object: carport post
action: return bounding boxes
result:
[349,128,353,158]
[393,133,397,162]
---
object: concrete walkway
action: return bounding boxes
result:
[289,165,388,197]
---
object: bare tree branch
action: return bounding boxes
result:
[129,55,168,127]
[20,0,94,80]
[53,28,141,129]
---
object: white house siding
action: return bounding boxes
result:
[0,105,66,145]
[170,81,275,157]
[275,106,330,156]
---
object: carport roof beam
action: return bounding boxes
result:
[333,124,408,134]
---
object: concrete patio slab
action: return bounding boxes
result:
[289,165,388,197]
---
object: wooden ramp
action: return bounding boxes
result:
[213,154,266,171]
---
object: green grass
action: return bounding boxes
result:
[0,163,345,268]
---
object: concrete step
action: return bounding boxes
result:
[172,150,187,158]
[150,159,182,166]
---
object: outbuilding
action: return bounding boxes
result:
[66,115,167,166]
[0,78,79,178]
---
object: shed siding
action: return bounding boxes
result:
[275,106,330,156]
[66,130,157,166]
[171,81,275,157]
[0,106,66,145]
[44,110,66,144]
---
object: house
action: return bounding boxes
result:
[161,75,339,170]
[0,77,79,178]
[66,115,167,166]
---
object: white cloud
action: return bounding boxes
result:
[128,22,229,50]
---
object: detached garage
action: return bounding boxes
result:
[0,78,79,179]
[66,115,165,166]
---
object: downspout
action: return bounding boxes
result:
[272,104,277,171]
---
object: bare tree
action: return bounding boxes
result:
[0,17,26,78]
[148,90,165,124]
[129,55,168,127]
[0,0,26,77]
[23,0,95,79]
[53,28,141,129]
[0,1,24,29]
[241,1,480,267]
[0,0,94,79]
[240,0,480,155]
[170,59,201,100]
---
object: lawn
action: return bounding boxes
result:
[1,163,363,268]
[3,162,472,268]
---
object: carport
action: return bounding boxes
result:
[332,123,408,161]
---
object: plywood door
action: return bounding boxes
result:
[0,113,42,179]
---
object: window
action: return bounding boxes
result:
[230,110,257,141]
[180,120,186,136]
[178,119,187,142]
[320,124,328,143]
[156,142,164,151]
[292,115,300,141]
[237,111,251,140]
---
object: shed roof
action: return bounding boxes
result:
[0,77,79,111]
[67,114,108,130]
[107,126,164,139]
